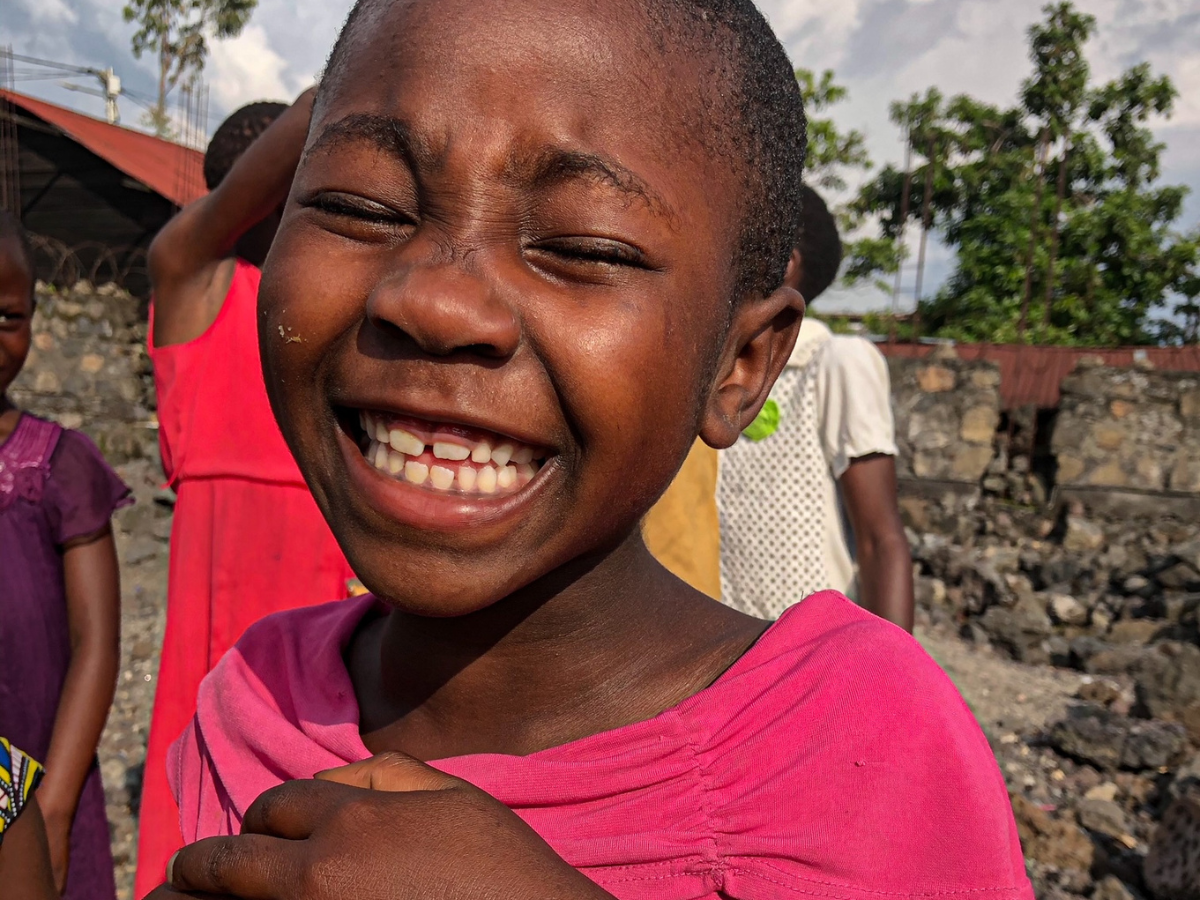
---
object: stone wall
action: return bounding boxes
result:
[889,353,1002,485]
[10,282,159,464]
[1053,362,1200,498]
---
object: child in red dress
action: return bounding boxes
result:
[134,98,356,897]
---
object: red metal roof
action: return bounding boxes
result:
[878,342,1200,410]
[2,89,206,207]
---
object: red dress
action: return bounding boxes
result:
[134,261,355,898]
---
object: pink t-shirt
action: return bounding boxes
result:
[170,592,1033,900]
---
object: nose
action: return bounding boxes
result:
[365,252,521,360]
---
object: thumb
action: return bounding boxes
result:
[315,751,460,793]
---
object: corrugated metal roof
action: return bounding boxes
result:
[877,342,1200,410]
[2,89,206,208]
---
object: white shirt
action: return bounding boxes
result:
[716,318,897,619]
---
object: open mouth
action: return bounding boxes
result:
[353,410,549,498]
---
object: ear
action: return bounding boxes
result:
[699,285,805,450]
[783,248,803,295]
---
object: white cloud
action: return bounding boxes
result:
[205,24,297,112]
[12,0,78,26]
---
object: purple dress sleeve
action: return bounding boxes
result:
[43,430,134,546]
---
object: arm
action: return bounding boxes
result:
[150,88,316,348]
[840,454,914,632]
[0,795,58,900]
[37,527,121,892]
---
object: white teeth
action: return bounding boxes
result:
[497,465,517,489]
[430,465,456,491]
[373,442,389,470]
[516,463,536,483]
[491,443,515,467]
[433,442,471,462]
[511,446,534,466]
[404,461,429,486]
[477,465,498,494]
[387,450,405,475]
[471,441,493,464]
[375,420,391,444]
[458,466,478,492]
[361,411,372,434]
[390,428,425,458]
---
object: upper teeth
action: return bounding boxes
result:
[361,412,544,496]
[433,442,471,462]
[391,429,425,457]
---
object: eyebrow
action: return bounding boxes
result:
[306,113,432,169]
[518,147,674,220]
[305,113,675,221]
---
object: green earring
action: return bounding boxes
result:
[742,399,780,442]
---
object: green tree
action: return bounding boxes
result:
[123,0,258,137]
[793,69,904,296]
[795,68,870,193]
[852,1,1198,346]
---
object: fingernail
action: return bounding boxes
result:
[166,851,179,885]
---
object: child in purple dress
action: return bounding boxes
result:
[0,211,128,899]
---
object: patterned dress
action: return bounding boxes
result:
[0,738,44,842]
[717,319,897,619]
[0,414,131,898]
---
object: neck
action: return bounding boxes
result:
[0,395,20,441]
[356,530,758,758]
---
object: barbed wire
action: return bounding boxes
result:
[29,235,149,295]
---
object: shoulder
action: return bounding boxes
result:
[820,335,890,385]
[694,593,1030,895]
[197,595,377,734]
[219,595,373,679]
[49,427,103,468]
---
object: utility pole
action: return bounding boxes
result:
[912,135,936,343]
[1018,128,1050,343]
[891,118,914,344]
[98,68,122,124]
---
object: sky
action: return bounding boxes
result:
[5,0,1200,312]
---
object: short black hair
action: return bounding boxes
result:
[0,209,36,301]
[204,101,290,190]
[321,0,807,302]
[795,184,842,303]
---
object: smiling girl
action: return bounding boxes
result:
[155,1,1032,898]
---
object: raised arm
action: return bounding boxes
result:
[149,88,316,348]
[36,526,121,892]
[840,455,914,632]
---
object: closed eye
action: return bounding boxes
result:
[298,191,415,238]
[528,237,652,270]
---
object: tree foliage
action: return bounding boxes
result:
[123,0,258,137]
[851,2,1199,346]
[792,69,905,294]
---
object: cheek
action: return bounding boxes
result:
[0,329,31,368]
[259,233,368,414]
[535,287,709,510]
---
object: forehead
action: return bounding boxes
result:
[316,0,736,214]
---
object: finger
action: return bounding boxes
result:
[169,834,300,899]
[315,751,460,793]
[145,887,227,900]
[241,777,363,839]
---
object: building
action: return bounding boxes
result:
[0,89,205,293]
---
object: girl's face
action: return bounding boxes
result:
[259,0,768,614]
[0,239,33,399]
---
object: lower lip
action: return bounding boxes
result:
[338,429,553,532]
